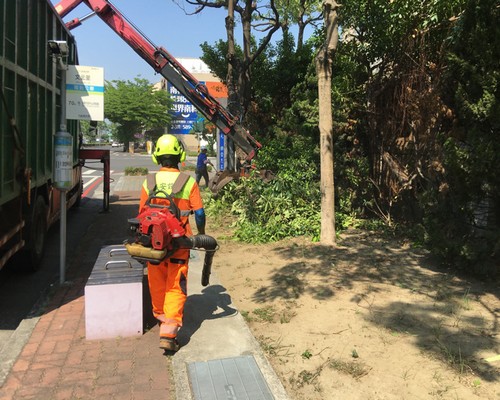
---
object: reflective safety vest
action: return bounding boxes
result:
[139,168,202,237]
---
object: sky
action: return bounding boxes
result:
[54,0,231,83]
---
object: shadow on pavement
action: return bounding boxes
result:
[179,284,237,346]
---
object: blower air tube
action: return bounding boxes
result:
[190,234,218,251]
[189,235,218,287]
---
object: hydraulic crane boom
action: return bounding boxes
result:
[53,0,261,160]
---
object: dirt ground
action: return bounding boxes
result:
[208,221,500,400]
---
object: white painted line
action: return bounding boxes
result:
[83,176,99,189]
[82,170,114,177]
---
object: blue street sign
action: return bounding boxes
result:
[219,131,225,171]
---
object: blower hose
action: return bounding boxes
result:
[189,234,218,251]
[190,235,218,287]
[174,234,218,287]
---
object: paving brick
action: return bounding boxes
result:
[34,352,67,368]
[53,386,74,400]
[107,382,134,397]
[150,376,170,391]
[43,331,74,341]
[96,374,129,386]
[93,383,120,396]
[10,384,42,399]
[65,347,85,365]
[101,348,135,362]
[139,388,173,399]
[20,342,39,357]
[133,372,153,385]
[11,358,30,373]
[81,347,102,364]
[58,369,95,384]
[132,381,152,393]
[36,340,57,355]
[40,366,62,386]
[0,387,18,400]
[72,382,95,399]
[22,369,44,385]
[0,373,23,397]
[116,358,134,372]
[27,330,46,344]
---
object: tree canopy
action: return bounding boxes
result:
[104,77,172,145]
[198,0,498,275]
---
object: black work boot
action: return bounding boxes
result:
[159,337,180,352]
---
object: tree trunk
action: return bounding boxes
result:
[225,0,239,116]
[225,0,239,170]
[315,0,339,245]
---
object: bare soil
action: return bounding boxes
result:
[208,221,500,400]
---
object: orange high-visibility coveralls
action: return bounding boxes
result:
[139,167,203,340]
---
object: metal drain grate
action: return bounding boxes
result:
[188,355,274,400]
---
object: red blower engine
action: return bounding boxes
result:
[125,190,218,286]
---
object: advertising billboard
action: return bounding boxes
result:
[167,82,198,135]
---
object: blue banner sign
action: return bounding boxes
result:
[168,82,197,134]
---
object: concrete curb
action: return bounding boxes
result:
[172,251,289,400]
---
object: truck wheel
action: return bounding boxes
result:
[23,196,48,271]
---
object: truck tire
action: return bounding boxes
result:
[22,196,48,271]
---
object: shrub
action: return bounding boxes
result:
[124,167,148,176]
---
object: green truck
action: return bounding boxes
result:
[0,0,83,271]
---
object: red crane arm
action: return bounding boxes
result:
[53,0,261,160]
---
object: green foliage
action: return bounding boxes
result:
[104,77,172,145]
[201,0,497,277]
[207,133,370,243]
[200,40,240,83]
[254,36,316,137]
[422,0,500,275]
[124,167,148,176]
[207,136,321,242]
[201,33,315,139]
[220,170,322,243]
[79,120,113,143]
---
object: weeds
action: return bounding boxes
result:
[472,378,481,388]
[257,335,292,357]
[290,367,323,392]
[328,358,370,379]
[240,310,252,323]
[279,301,298,323]
[279,309,296,324]
[253,306,276,323]
[461,288,472,310]
[436,339,472,375]
[301,349,313,360]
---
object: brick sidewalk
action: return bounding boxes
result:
[0,191,175,400]
[1,279,173,400]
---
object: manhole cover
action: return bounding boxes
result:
[188,355,274,400]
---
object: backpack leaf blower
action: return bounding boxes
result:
[124,190,218,286]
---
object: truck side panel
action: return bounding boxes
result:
[0,0,81,270]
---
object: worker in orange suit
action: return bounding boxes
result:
[139,134,206,352]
